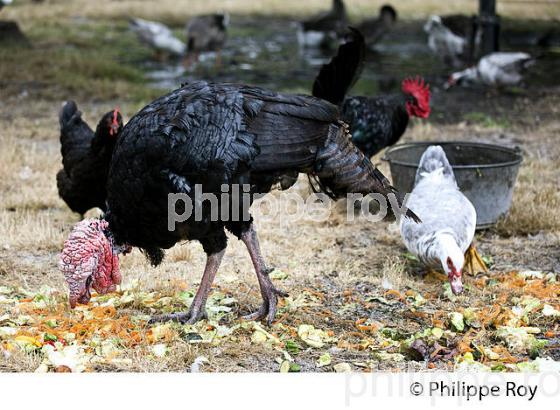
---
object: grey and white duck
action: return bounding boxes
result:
[129,17,186,58]
[399,145,487,295]
[424,14,477,67]
[446,52,534,88]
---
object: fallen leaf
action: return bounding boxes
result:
[449,312,465,332]
[333,362,352,373]
[269,270,289,280]
[316,352,332,368]
[542,304,560,317]
[297,324,332,348]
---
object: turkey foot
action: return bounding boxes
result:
[243,268,288,325]
[148,249,225,325]
[240,224,288,325]
[463,244,488,275]
[148,308,207,325]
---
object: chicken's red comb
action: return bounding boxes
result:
[401,76,431,118]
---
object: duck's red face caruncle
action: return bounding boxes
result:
[446,256,463,295]
[59,219,123,308]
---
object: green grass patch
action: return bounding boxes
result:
[463,112,511,129]
[0,19,161,103]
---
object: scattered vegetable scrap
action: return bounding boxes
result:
[0,269,559,372]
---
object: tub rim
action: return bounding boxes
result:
[382,141,523,170]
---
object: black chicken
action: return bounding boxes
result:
[312,29,431,158]
[56,101,123,216]
[60,81,420,325]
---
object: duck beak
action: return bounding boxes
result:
[449,276,464,295]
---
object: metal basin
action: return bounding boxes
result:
[382,141,523,229]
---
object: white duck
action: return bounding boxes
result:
[424,15,467,67]
[129,18,186,58]
[446,52,534,88]
[399,145,487,295]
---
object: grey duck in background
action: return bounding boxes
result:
[297,0,348,49]
[356,4,398,49]
[185,13,229,59]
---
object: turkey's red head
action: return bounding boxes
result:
[446,256,463,295]
[59,219,124,308]
[402,77,431,119]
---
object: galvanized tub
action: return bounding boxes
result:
[382,141,523,229]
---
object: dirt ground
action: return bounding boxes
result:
[0,0,559,372]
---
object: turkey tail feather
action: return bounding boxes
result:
[313,122,421,222]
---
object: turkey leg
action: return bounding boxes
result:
[149,249,225,324]
[241,223,288,325]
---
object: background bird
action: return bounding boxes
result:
[446,52,534,88]
[399,145,487,295]
[185,13,228,64]
[356,4,398,49]
[60,81,420,325]
[56,101,123,217]
[424,15,470,67]
[312,29,431,158]
[129,17,186,59]
[297,0,347,49]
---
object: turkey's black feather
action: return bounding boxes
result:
[106,81,418,261]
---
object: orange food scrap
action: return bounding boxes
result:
[384,289,403,300]
[55,365,72,373]
[355,318,378,333]
[492,345,518,364]
[427,362,436,369]
[457,341,473,354]
[432,319,445,329]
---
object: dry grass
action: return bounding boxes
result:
[496,159,560,236]
[0,0,559,373]
[1,100,560,372]
[4,0,559,23]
